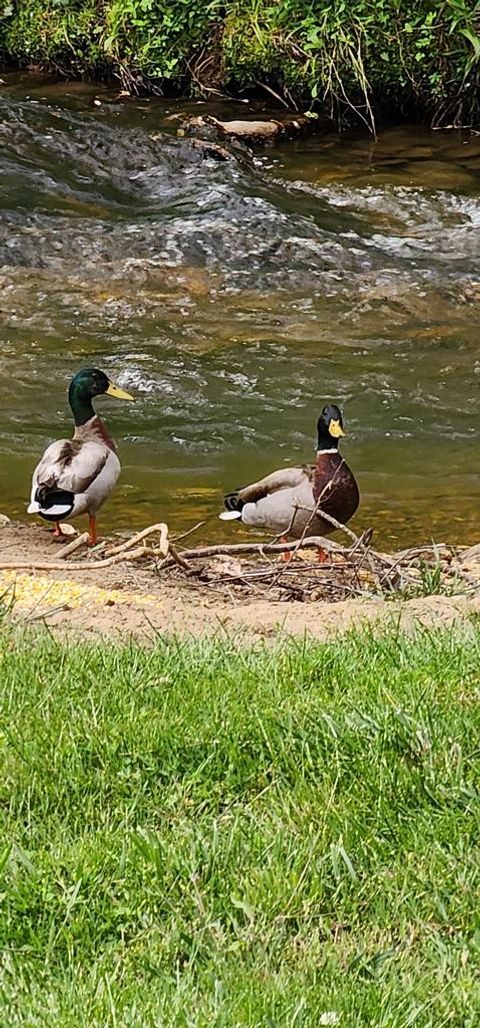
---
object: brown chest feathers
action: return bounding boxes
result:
[313,451,359,531]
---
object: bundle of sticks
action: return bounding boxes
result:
[1,503,478,603]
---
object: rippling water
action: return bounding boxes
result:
[1,74,479,548]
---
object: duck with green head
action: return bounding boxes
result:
[28,368,134,544]
[219,404,359,558]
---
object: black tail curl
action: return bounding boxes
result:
[224,492,245,513]
[35,485,75,522]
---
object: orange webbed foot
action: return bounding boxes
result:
[52,521,67,539]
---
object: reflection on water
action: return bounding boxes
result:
[0,74,479,548]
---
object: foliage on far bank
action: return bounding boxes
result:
[1,1,480,126]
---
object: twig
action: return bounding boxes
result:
[310,507,360,545]
[168,543,190,571]
[289,499,361,546]
[392,543,457,560]
[105,523,169,557]
[0,544,166,573]
[58,532,90,559]
[268,504,302,544]
[179,537,342,560]
[172,521,206,543]
[255,80,291,109]
[213,561,358,583]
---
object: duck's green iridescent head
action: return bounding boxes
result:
[68,368,135,425]
[317,403,345,450]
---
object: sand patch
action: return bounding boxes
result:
[0,522,479,640]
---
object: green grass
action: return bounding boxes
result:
[1,622,480,1025]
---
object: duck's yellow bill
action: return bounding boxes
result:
[106,381,135,401]
[329,418,345,438]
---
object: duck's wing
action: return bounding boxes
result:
[234,465,313,504]
[32,439,109,495]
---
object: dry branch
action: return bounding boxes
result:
[179,536,342,560]
[105,523,169,557]
[0,523,169,572]
[58,531,90,559]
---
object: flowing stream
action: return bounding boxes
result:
[1,73,479,548]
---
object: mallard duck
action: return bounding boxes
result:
[27,367,134,544]
[219,404,359,554]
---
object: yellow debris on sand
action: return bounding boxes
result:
[0,571,163,612]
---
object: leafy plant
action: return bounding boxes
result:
[1,0,479,126]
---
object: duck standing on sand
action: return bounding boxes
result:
[219,404,359,554]
[28,367,134,544]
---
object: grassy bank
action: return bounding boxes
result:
[1,1,480,127]
[1,623,480,1025]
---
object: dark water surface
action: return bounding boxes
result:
[1,74,479,548]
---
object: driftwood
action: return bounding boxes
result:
[58,531,90,558]
[177,113,320,145]
[456,542,480,563]
[180,536,342,560]
[0,524,169,572]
